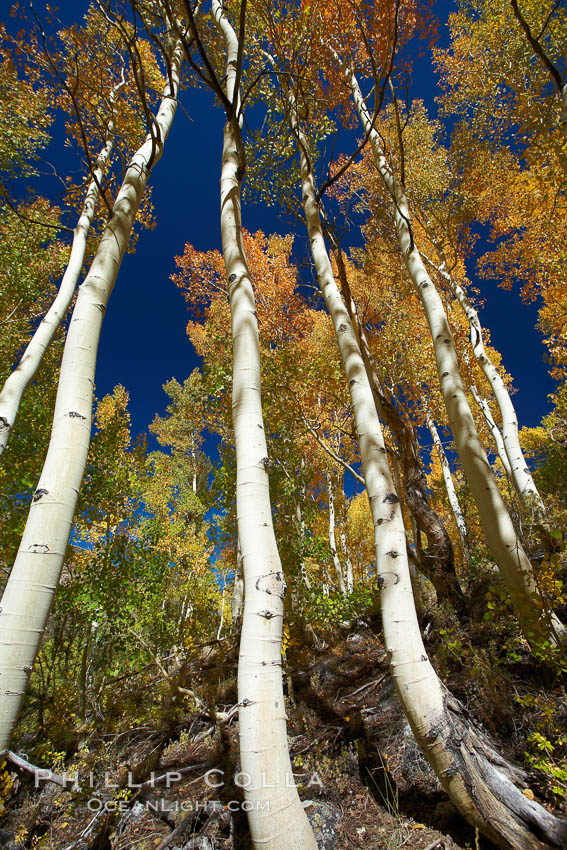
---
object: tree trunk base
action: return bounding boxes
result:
[421,690,567,850]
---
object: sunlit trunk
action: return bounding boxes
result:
[345,63,565,651]
[286,69,567,848]
[333,246,464,610]
[425,413,469,560]
[212,5,316,847]
[340,532,354,594]
[327,473,347,596]
[0,86,122,457]
[0,39,184,751]
[430,256,544,518]
[471,387,513,481]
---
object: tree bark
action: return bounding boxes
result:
[0,81,123,457]
[212,4,317,848]
[345,63,566,651]
[327,473,347,597]
[332,245,465,611]
[427,255,544,518]
[231,540,244,628]
[471,387,513,481]
[340,531,354,595]
[425,413,469,560]
[285,77,567,848]
[0,37,184,751]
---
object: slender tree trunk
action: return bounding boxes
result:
[295,500,312,591]
[340,532,354,594]
[0,83,123,457]
[345,64,565,650]
[471,387,513,480]
[333,245,464,611]
[217,580,225,640]
[327,473,347,596]
[286,83,567,848]
[509,0,567,144]
[191,444,197,494]
[426,413,469,560]
[231,540,244,628]
[296,458,312,591]
[0,39,184,751]
[212,5,316,847]
[427,255,544,518]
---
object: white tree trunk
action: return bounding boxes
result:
[295,501,312,591]
[231,540,244,625]
[327,473,347,596]
[289,93,567,848]
[212,5,316,848]
[341,531,354,594]
[471,387,513,480]
[426,414,469,559]
[217,580,225,640]
[0,100,120,457]
[428,256,545,518]
[345,64,565,650]
[191,445,197,494]
[0,39,184,751]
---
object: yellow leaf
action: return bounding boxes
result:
[412,823,426,829]
[522,788,535,800]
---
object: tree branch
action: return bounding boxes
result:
[510,0,563,93]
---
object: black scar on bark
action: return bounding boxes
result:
[32,489,48,502]
[0,417,10,431]
[382,493,399,504]
[67,411,86,420]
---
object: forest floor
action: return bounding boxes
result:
[0,626,507,849]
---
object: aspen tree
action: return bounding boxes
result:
[471,387,514,481]
[230,541,244,627]
[331,242,465,608]
[425,254,545,518]
[340,528,354,594]
[280,64,567,849]
[327,472,347,596]
[0,34,184,751]
[0,83,122,457]
[425,413,469,559]
[509,0,567,142]
[339,58,566,650]
[207,2,317,846]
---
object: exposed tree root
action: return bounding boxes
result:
[418,690,567,850]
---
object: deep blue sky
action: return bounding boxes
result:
[6,1,555,447]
